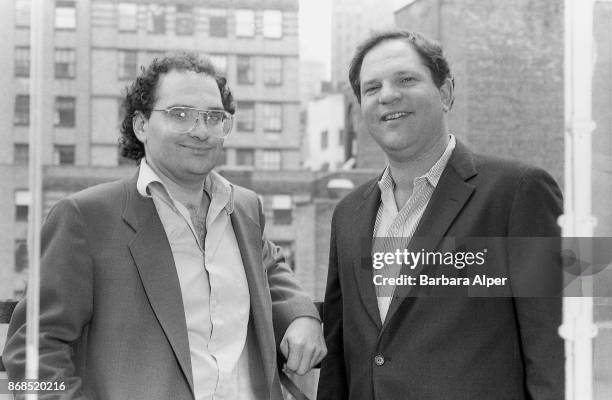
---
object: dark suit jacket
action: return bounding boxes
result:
[318,141,564,400]
[3,171,318,400]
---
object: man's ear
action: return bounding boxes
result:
[439,77,455,112]
[132,111,147,144]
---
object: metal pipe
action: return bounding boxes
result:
[559,1,598,399]
[25,0,46,398]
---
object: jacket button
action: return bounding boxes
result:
[374,354,385,366]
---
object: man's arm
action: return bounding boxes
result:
[258,200,326,375]
[317,212,348,400]
[2,198,94,400]
[508,167,565,400]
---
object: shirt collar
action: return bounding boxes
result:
[137,159,234,215]
[378,134,456,191]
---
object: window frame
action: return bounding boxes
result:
[175,4,194,35]
[263,103,283,132]
[14,143,29,165]
[208,9,228,38]
[118,50,138,80]
[262,10,283,39]
[14,190,30,222]
[15,46,30,78]
[262,149,282,170]
[14,94,30,126]
[236,101,255,132]
[147,4,167,34]
[117,3,138,32]
[55,0,77,30]
[235,148,255,167]
[15,0,31,28]
[54,144,76,165]
[237,55,255,85]
[54,48,76,79]
[263,56,283,86]
[235,9,255,37]
[54,96,76,128]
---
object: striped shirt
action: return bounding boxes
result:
[373,134,456,322]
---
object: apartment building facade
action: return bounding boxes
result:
[0,0,303,299]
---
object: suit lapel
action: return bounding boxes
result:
[352,181,384,329]
[230,196,276,392]
[382,141,477,327]
[122,175,194,397]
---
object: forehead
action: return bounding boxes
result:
[154,70,222,108]
[360,39,432,82]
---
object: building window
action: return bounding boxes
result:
[263,10,282,38]
[263,56,282,85]
[118,3,138,32]
[55,1,76,30]
[148,4,166,34]
[14,144,29,165]
[272,195,292,225]
[262,150,281,170]
[118,50,138,80]
[15,239,28,273]
[235,9,255,37]
[175,4,194,35]
[14,95,29,126]
[339,128,345,145]
[237,55,255,84]
[209,10,227,37]
[55,48,76,79]
[15,0,31,27]
[263,103,282,132]
[54,96,76,127]
[236,149,255,167]
[54,144,75,165]
[15,190,30,221]
[209,54,227,75]
[321,130,328,149]
[236,101,255,132]
[15,47,30,77]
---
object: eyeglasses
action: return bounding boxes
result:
[151,106,233,137]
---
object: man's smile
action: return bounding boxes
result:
[380,111,412,121]
[179,143,214,151]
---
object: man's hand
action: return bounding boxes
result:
[279,316,327,375]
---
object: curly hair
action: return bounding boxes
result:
[119,52,236,160]
[348,30,454,104]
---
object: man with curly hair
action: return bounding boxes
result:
[3,53,326,400]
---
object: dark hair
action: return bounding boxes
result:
[119,52,235,160]
[348,30,453,104]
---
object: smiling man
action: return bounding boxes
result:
[3,53,326,400]
[317,30,564,400]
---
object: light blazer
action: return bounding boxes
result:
[318,140,564,400]
[3,171,318,400]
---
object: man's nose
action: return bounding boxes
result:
[378,83,400,104]
[188,117,211,140]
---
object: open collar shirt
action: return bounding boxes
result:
[372,134,456,322]
[137,160,263,400]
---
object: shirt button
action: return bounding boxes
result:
[374,354,385,366]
